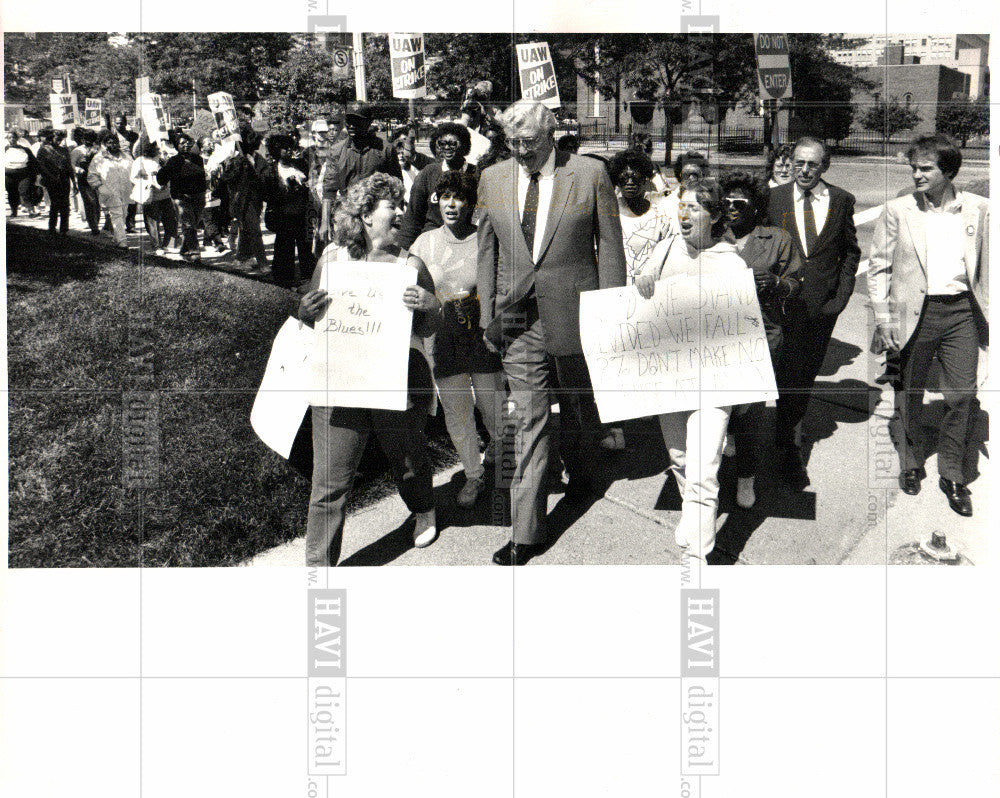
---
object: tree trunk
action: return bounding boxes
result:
[663,105,674,167]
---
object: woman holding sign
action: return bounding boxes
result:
[408,169,504,509]
[634,178,746,561]
[298,172,443,566]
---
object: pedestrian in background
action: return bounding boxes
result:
[88,129,133,248]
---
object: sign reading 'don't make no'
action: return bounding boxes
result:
[754,33,793,100]
[389,33,427,99]
[516,41,560,109]
[579,271,777,423]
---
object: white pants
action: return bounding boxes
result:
[436,371,505,480]
[102,199,127,245]
[658,405,732,558]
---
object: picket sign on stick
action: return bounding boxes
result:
[308,261,417,411]
[207,91,241,141]
[83,98,103,129]
[49,93,78,129]
[139,93,170,141]
[389,33,427,99]
[579,270,777,423]
[515,41,560,109]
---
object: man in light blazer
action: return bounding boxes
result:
[868,134,988,517]
[477,100,627,565]
[766,136,861,487]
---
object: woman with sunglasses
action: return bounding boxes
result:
[719,170,801,508]
[395,122,478,250]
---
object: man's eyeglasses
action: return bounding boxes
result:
[509,135,546,150]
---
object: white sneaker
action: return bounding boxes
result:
[736,476,756,509]
[456,476,485,509]
[723,435,736,458]
[412,509,438,548]
[154,248,166,256]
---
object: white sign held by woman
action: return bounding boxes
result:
[580,271,777,422]
[309,261,417,410]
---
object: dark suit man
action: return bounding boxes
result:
[766,136,861,485]
[477,100,627,565]
[868,135,988,517]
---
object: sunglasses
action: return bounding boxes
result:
[436,139,461,149]
[724,197,751,208]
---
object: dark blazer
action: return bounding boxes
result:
[766,181,860,318]
[737,224,802,351]
[476,149,627,356]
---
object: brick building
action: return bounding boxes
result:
[854,63,972,136]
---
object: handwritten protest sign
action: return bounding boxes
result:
[251,318,313,459]
[389,33,427,99]
[208,91,241,140]
[139,92,170,141]
[49,93,78,129]
[580,270,777,422]
[309,261,417,411]
[516,41,560,109]
[83,98,103,129]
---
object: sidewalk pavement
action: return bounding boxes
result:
[248,280,991,568]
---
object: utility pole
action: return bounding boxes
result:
[353,32,367,102]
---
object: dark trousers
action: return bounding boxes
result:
[143,198,178,249]
[305,351,434,566]
[272,213,316,285]
[174,195,205,256]
[895,294,979,483]
[43,180,71,233]
[6,170,30,215]
[231,205,267,267]
[78,181,101,233]
[502,314,600,545]
[126,202,137,231]
[775,302,838,450]
[203,204,227,244]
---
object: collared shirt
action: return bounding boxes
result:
[793,180,830,256]
[400,162,421,203]
[516,146,557,262]
[923,189,968,295]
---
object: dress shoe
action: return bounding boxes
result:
[412,509,439,547]
[939,478,972,517]
[492,540,543,566]
[778,447,809,488]
[899,468,924,495]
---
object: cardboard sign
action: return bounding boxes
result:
[516,41,560,109]
[83,98,103,129]
[49,93,78,130]
[389,33,427,99]
[139,93,170,141]
[579,270,777,423]
[251,318,314,460]
[208,91,241,140]
[309,260,417,411]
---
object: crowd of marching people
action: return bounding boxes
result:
[6,96,987,568]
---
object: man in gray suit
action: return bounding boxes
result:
[868,134,989,517]
[477,100,627,565]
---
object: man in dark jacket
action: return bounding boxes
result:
[766,136,861,487]
[156,133,207,262]
[318,101,401,242]
[36,127,74,234]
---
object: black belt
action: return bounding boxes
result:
[927,292,971,304]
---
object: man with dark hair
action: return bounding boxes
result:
[868,134,988,516]
[766,135,861,487]
[318,101,402,242]
[35,127,73,234]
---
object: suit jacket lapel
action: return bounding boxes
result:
[497,159,533,264]
[904,194,928,275]
[535,150,573,264]
[777,184,803,256]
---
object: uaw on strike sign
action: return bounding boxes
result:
[754,33,793,100]
[516,42,560,109]
[390,34,427,99]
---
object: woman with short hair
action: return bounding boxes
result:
[766,144,794,187]
[634,178,745,560]
[297,172,442,566]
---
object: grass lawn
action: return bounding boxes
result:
[7,224,458,567]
